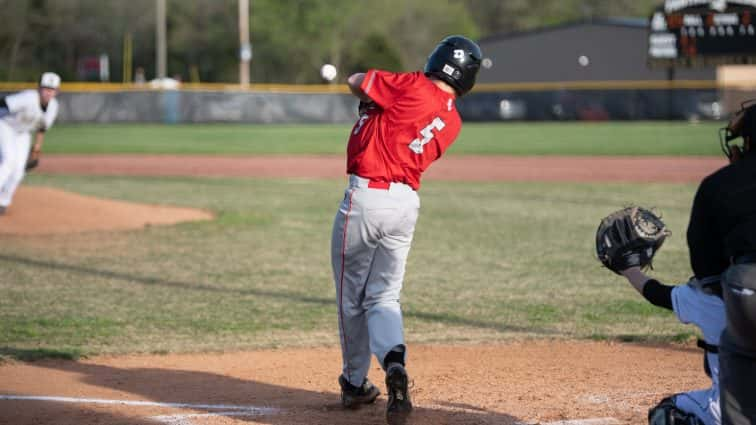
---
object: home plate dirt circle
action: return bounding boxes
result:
[0,341,708,424]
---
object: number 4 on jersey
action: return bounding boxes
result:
[409,117,445,154]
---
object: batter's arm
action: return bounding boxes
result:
[347,73,371,102]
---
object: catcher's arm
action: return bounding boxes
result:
[621,267,673,310]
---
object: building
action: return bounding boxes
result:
[459,18,720,121]
[477,18,714,84]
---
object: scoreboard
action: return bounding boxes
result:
[648,0,756,66]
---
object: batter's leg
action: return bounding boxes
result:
[331,188,378,386]
[363,198,418,368]
[364,239,409,367]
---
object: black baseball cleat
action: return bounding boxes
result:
[385,364,412,425]
[339,375,380,409]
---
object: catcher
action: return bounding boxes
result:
[0,72,60,215]
[596,206,725,425]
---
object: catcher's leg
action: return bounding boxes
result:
[674,389,721,425]
[649,396,706,425]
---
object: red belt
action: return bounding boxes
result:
[367,180,391,190]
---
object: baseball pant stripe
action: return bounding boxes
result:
[338,188,356,380]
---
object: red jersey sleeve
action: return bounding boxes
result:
[347,71,462,190]
[360,69,419,110]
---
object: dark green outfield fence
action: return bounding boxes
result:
[1,82,754,123]
[460,88,724,121]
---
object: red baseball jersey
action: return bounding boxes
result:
[346,69,462,190]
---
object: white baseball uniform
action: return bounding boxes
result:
[0,89,59,208]
[671,280,726,425]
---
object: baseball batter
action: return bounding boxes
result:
[330,35,482,425]
[0,72,60,215]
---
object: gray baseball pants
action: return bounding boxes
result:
[331,174,419,387]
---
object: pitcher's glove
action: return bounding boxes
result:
[25,145,40,171]
[595,206,671,275]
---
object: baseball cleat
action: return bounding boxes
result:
[385,364,412,425]
[339,375,380,409]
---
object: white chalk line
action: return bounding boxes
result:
[534,419,621,425]
[582,390,672,414]
[514,419,621,425]
[0,394,280,425]
[150,411,266,425]
[0,394,279,414]
[1,394,621,425]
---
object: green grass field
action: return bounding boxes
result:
[45,121,724,156]
[1,171,703,361]
[1,122,724,361]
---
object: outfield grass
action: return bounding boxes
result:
[0,174,703,359]
[45,121,724,156]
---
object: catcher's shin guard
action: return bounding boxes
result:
[648,396,705,425]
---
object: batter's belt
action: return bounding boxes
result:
[348,174,414,192]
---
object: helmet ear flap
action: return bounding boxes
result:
[730,145,743,161]
[726,107,748,142]
[720,99,756,161]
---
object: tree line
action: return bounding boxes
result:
[0,0,659,84]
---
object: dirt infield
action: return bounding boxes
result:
[0,155,722,424]
[36,154,726,183]
[0,186,213,235]
[0,341,708,425]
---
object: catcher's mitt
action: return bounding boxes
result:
[595,206,671,275]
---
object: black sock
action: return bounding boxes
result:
[342,377,359,390]
[383,350,405,369]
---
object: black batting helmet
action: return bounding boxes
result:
[424,35,482,96]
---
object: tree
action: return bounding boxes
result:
[0,0,661,83]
